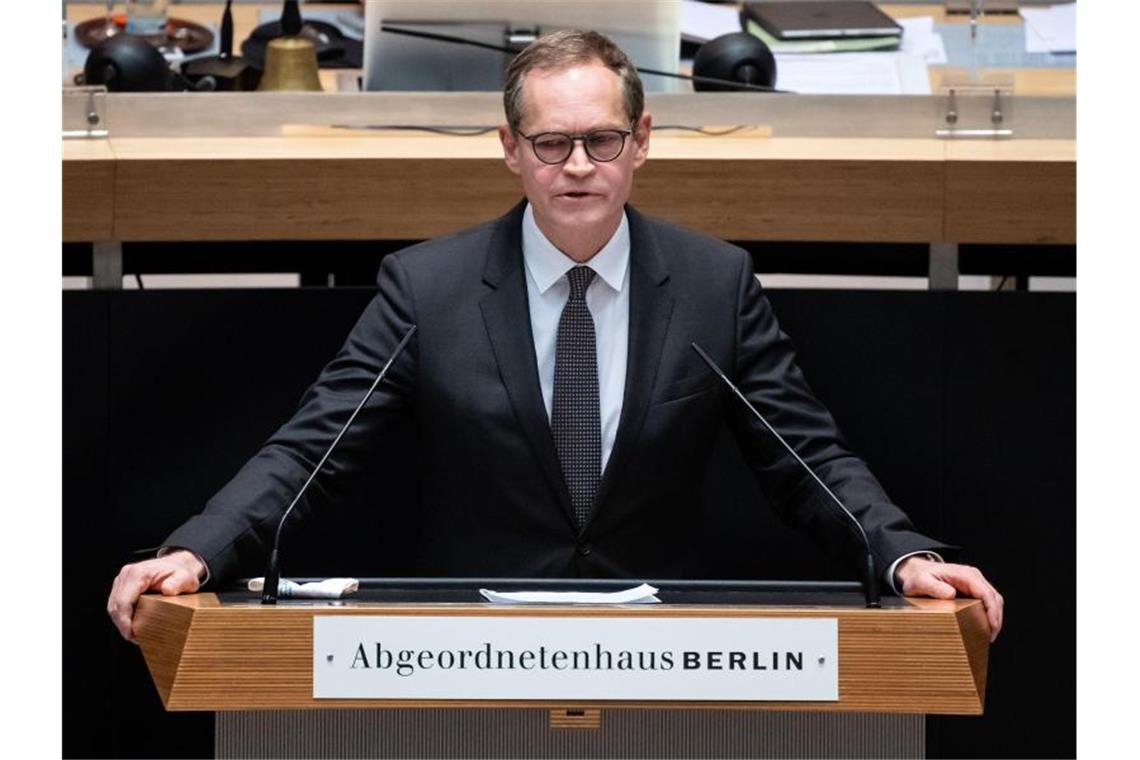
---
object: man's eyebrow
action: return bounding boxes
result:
[528,124,629,134]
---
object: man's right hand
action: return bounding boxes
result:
[107,550,206,643]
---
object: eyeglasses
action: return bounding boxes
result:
[518,128,634,165]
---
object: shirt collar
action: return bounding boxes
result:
[522,202,630,295]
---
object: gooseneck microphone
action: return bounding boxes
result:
[378,24,790,94]
[282,0,302,37]
[261,324,417,604]
[690,343,881,608]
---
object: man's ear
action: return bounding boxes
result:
[499,123,522,176]
[631,112,652,169]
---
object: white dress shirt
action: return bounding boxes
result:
[521,203,630,474]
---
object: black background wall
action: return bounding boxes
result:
[62,287,1074,759]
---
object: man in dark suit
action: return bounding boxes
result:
[109,30,1003,641]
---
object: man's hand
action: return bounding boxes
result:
[107,550,205,643]
[895,555,1004,642]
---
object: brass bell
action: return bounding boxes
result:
[257,36,322,92]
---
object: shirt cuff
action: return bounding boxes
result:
[157,546,211,586]
[885,551,944,595]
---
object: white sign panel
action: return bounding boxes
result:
[313,616,838,701]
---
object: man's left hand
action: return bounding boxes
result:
[895,556,1004,642]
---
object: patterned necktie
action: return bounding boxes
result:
[552,266,601,529]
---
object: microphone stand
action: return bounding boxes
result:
[691,343,881,608]
[262,325,417,604]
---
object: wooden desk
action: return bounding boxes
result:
[63,4,1075,288]
[66,3,1077,97]
[137,592,988,713]
[63,132,1075,245]
[133,591,987,756]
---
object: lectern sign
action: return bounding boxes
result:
[313,616,838,701]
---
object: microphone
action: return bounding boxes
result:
[282,0,302,37]
[220,0,234,58]
[690,342,881,608]
[261,324,417,604]
[378,24,791,94]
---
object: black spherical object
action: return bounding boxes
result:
[692,32,777,92]
[84,34,174,92]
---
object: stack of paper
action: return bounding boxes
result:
[479,583,661,605]
[744,19,900,53]
[680,3,944,95]
[770,15,941,95]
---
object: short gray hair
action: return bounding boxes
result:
[503,29,645,133]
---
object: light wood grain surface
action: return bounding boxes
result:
[66,134,1072,244]
[135,593,988,714]
[62,140,116,241]
[944,156,1075,244]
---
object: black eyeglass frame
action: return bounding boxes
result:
[517,128,635,165]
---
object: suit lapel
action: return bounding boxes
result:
[479,201,575,524]
[589,206,675,530]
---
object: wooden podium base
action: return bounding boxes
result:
[216,709,923,759]
[135,592,986,757]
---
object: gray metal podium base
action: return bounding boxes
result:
[216,709,924,759]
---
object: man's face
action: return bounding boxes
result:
[500,62,651,245]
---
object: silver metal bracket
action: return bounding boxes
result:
[63,86,110,139]
[935,77,1015,139]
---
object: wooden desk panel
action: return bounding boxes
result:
[945,140,1076,244]
[67,135,1071,244]
[635,157,944,243]
[62,140,115,241]
[114,156,521,241]
[136,593,989,714]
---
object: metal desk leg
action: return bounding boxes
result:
[929,242,959,291]
[92,241,123,290]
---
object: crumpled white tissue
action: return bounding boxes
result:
[247,577,359,599]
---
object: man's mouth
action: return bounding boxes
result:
[560,191,595,199]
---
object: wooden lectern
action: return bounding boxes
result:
[135,588,988,759]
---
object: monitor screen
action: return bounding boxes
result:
[363,0,682,92]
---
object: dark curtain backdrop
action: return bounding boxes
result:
[63,287,1074,759]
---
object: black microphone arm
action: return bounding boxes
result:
[220,0,234,59]
[378,24,790,94]
[261,324,417,604]
[690,342,882,608]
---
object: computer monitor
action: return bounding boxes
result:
[362,0,682,92]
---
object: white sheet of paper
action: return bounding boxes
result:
[479,583,660,605]
[680,0,741,42]
[898,16,948,65]
[1022,4,1076,54]
[775,51,930,95]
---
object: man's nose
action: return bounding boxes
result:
[562,140,595,176]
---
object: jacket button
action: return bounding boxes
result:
[577,542,592,557]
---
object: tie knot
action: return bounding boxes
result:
[566,266,596,300]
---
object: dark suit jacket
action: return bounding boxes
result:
[165,201,951,584]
